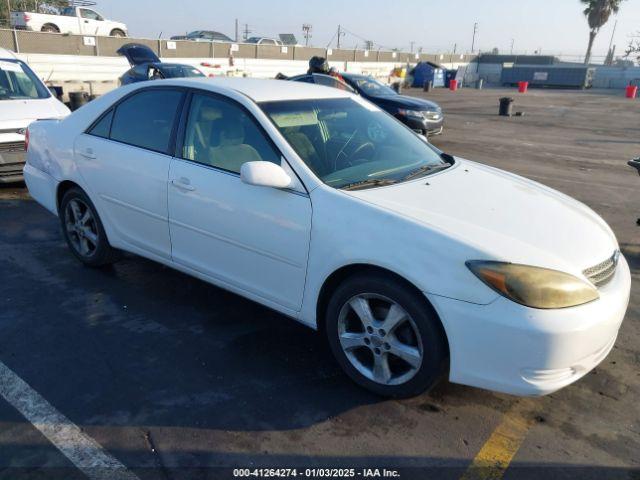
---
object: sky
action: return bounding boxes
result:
[98,0,640,59]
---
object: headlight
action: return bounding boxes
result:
[466,261,599,309]
[398,109,424,119]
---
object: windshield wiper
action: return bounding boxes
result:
[341,178,398,191]
[401,163,450,181]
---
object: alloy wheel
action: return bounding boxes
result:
[337,293,424,386]
[64,198,99,258]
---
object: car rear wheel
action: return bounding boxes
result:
[60,188,118,267]
[41,24,59,33]
[325,272,448,398]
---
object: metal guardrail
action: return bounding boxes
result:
[0,28,474,64]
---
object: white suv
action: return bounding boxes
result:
[0,48,69,183]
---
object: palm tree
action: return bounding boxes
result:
[581,0,625,64]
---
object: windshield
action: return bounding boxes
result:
[348,76,397,96]
[161,65,205,78]
[261,97,448,189]
[0,60,50,100]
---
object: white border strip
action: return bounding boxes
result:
[0,360,139,480]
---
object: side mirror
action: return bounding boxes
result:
[240,161,292,189]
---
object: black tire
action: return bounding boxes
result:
[41,24,59,33]
[325,272,448,398]
[110,29,126,37]
[59,187,119,267]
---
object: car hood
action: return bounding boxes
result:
[369,94,440,111]
[0,97,69,129]
[117,43,161,66]
[345,159,617,276]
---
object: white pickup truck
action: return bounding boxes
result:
[10,6,127,37]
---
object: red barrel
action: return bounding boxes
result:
[518,81,529,93]
[449,79,458,91]
[626,85,637,99]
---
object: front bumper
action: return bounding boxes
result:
[426,254,631,396]
[0,149,26,184]
[398,115,444,136]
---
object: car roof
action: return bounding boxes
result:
[0,48,18,59]
[155,77,354,102]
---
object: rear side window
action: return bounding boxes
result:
[110,89,183,154]
[88,109,113,138]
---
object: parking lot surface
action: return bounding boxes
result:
[0,87,638,479]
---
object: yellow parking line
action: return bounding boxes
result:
[460,399,539,480]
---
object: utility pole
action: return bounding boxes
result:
[243,23,251,42]
[510,38,514,55]
[410,41,415,53]
[235,18,239,42]
[336,24,345,49]
[453,43,457,54]
[471,22,478,53]
[302,23,312,46]
[607,19,618,55]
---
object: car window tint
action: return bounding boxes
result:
[182,93,280,173]
[110,89,183,153]
[80,9,101,20]
[88,109,114,138]
[314,75,354,92]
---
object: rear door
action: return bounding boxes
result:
[74,87,184,259]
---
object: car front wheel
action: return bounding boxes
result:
[60,187,119,267]
[326,272,448,398]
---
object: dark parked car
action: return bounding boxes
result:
[341,73,443,136]
[290,72,443,136]
[171,30,233,42]
[117,43,205,86]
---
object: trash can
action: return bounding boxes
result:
[449,79,458,91]
[518,81,529,93]
[499,97,514,116]
[625,85,637,99]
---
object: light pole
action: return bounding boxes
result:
[471,22,478,53]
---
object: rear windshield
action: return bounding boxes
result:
[0,59,50,100]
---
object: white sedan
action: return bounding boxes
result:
[24,78,631,398]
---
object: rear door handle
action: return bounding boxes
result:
[79,148,96,159]
[171,178,196,192]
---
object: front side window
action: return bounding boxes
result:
[261,97,448,190]
[182,93,280,173]
[0,60,50,100]
[110,89,183,153]
[80,9,102,20]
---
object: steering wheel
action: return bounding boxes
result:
[349,142,375,164]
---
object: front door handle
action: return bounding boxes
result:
[171,178,196,192]
[79,148,96,160]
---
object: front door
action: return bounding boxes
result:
[168,92,312,311]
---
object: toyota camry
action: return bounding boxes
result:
[23,78,631,397]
